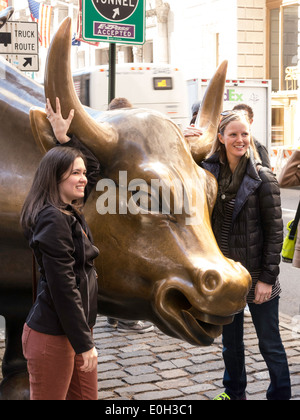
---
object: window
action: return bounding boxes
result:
[283,5,299,90]
[269,8,280,91]
[268,2,299,92]
[272,106,284,145]
[268,1,299,146]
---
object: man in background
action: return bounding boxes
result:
[233,104,271,169]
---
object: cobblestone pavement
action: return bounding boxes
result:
[1,313,299,400]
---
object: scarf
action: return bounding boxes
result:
[212,154,249,243]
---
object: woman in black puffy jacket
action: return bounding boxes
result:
[201,110,291,401]
[20,98,100,400]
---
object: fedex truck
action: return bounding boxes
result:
[187,78,272,151]
[73,63,189,129]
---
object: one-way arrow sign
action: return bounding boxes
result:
[1,54,39,72]
[112,8,120,19]
[23,57,32,68]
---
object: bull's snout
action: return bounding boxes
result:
[154,261,252,346]
[195,262,252,317]
[197,269,223,296]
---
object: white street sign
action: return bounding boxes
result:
[0,21,39,72]
[3,54,39,72]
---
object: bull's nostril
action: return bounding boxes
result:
[199,270,223,296]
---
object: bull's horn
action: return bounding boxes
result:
[44,17,118,165]
[188,61,228,164]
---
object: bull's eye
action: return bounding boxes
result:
[131,190,155,213]
[128,180,162,215]
[128,181,174,217]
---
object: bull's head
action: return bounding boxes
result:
[30,18,251,346]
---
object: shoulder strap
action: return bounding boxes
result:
[289,199,300,240]
[32,253,37,303]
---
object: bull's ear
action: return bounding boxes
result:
[187,61,228,164]
[204,170,218,218]
[29,107,57,154]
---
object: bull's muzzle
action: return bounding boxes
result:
[154,263,251,346]
[197,269,223,296]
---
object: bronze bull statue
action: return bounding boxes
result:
[0,16,251,399]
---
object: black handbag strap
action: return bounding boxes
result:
[32,253,37,303]
[289,199,300,240]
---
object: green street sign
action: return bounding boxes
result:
[82,0,146,45]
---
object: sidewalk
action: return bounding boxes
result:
[1,313,299,400]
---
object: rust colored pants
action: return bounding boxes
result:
[22,323,98,400]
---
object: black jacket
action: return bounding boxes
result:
[201,152,283,286]
[25,137,101,354]
[253,138,271,169]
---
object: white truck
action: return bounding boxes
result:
[73,63,190,129]
[187,78,272,152]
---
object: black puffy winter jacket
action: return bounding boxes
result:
[202,151,283,286]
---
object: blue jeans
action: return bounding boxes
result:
[222,297,291,400]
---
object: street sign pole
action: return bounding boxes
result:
[108,43,116,104]
[82,0,146,106]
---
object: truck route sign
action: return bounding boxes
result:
[0,21,39,72]
[82,0,146,45]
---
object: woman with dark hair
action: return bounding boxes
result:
[21,98,101,400]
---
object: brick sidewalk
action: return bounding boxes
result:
[1,313,300,400]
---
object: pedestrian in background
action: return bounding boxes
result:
[232,104,271,169]
[190,101,201,125]
[278,149,300,269]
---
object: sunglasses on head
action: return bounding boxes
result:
[220,110,248,118]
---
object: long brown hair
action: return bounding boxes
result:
[209,111,261,164]
[21,147,86,230]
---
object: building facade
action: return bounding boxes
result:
[8,0,300,146]
[266,0,300,146]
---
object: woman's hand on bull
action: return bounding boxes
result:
[183,125,203,138]
[46,97,74,144]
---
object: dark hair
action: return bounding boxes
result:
[108,97,133,110]
[233,104,254,121]
[20,147,86,230]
